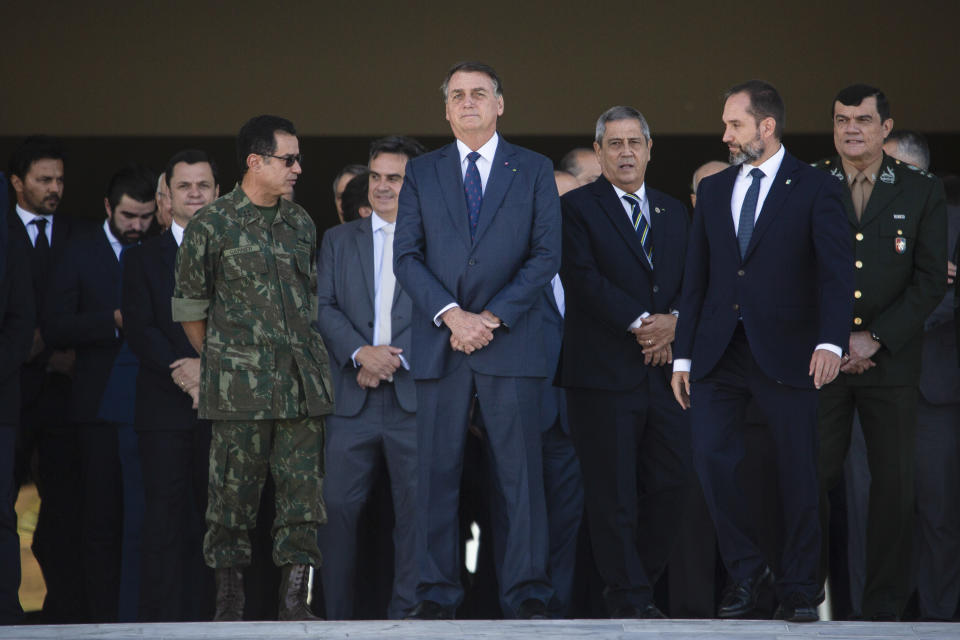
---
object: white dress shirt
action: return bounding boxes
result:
[16,204,53,247]
[433,133,501,325]
[673,143,841,374]
[103,220,125,260]
[171,220,185,247]
[352,212,409,370]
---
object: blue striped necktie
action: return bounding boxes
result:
[464,151,482,242]
[738,168,764,258]
[622,193,653,267]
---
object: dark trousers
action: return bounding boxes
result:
[914,398,960,620]
[567,370,691,614]
[0,427,23,625]
[78,422,123,623]
[319,385,417,620]
[137,424,213,622]
[117,423,144,622]
[818,384,917,618]
[31,425,85,622]
[415,363,552,613]
[691,327,820,599]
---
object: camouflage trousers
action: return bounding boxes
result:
[203,415,326,569]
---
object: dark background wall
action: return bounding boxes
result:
[3,1,958,233]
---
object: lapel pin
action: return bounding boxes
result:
[785,178,792,185]
[654,207,661,214]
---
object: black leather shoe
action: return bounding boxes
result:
[609,602,667,619]
[773,592,818,623]
[718,567,772,618]
[516,598,548,620]
[404,600,454,620]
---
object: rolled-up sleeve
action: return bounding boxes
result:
[172,218,214,322]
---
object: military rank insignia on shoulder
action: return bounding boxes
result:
[903,163,934,178]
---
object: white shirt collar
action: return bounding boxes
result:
[16,203,52,227]
[456,132,499,165]
[611,181,647,204]
[370,211,394,233]
[102,219,125,257]
[171,220,186,246]
[739,143,785,180]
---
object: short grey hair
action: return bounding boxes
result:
[594,106,651,144]
[886,130,930,170]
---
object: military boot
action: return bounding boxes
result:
[213,567,244,621]
[278,564,322,621]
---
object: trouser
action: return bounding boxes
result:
[203,416,325,569]
[319,385,417,620]
[138,424,214,622]
[0,427,23,625]
[818,383,917,618]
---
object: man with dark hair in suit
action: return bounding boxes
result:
[123,149,220,621]
[672,80,854,623]
[815,84,947,621]
[0,172,36,625]
[45,163,157,622]
[316,135,424,620]
[7,136,92,622]
[333,164,368,224]
[558,106,690,618]
[395,61,560,620]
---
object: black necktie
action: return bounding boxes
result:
[31,218,50,313]
[738,168,764,258]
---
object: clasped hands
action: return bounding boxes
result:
[838,330,880,375]
[356,345,404,389]
[443,307,500,355]
[631,313,676,367]
[170,357,201,409]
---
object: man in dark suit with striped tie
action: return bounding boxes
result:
[557,106,692,618]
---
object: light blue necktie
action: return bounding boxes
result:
[738,167,764,258]
[623,193,653,268]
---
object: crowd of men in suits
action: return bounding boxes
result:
[0,61,957,625]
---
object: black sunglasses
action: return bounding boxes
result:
[261,153,302,168]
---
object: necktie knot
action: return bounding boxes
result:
[749,168,765,180]
[467,151,480,164]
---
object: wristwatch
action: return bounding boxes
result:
[869,330,882,345]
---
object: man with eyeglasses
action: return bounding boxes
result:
[172,115,334,622]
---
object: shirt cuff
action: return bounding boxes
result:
[351,347,362,368]
[171,297,210,322]
[628,312,650,331]
[434,302,459,327]
[814,343,843,357]
[398,354,411,371]
[673,359,692,373]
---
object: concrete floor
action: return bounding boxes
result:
[1,619,958,640]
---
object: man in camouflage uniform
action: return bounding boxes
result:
[815,85,947,620]
[172,115,333,622]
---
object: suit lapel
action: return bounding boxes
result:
[436,144,473,249]
[159,230,177,274]
[472,138,517,245]
[355,218,376,307]
[646,188,673,268]
[743,152,798,261]
[594,176,651,272]
[51,214,69,249]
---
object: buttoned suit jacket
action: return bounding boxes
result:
[122,230,204,430]
[316,216,416,417]
[45,227,123,422]
[394,137,561,380]
[557,175,689,391]
[920,204,960,404]
[675,151,855,389]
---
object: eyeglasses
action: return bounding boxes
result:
[261,153,303,168]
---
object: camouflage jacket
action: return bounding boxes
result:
[172,185,334,420]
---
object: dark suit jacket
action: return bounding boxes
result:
[45,226,123,423]
[394,136,561,380]
[675,150,854,389]
[122,231,203,430]
[557,176,689,391]
[8,210,95,407]
[539,282,568,433]
[813,153,947,386]
[0,196,35,426]
[921,204,960,404]
[316,216,416,417]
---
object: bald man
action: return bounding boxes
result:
[554,170,579,196]
[690,161,730,208]
[560,148,602,185]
